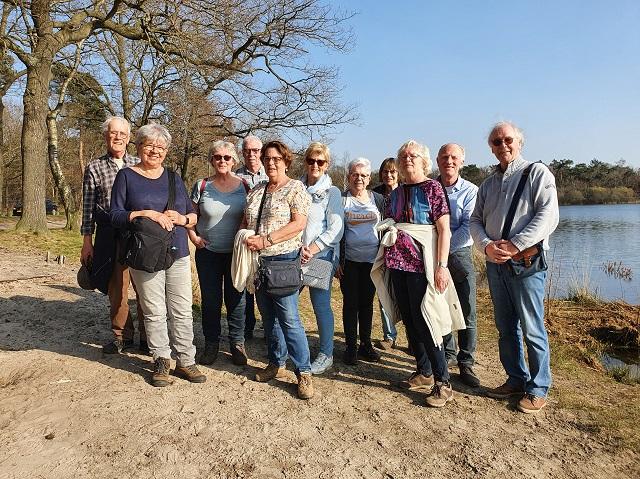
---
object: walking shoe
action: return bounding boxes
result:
[199,342,219,365]
[139,340,150,355]
[374,339,395,351]
[151,357,172,387]
[425,381,454,408]
[297,373,314,400]
[103,338,127,354]
[397,372,435,391]
[244,330,254,341]
[255,363,286,382]
[485,382,525,399]
[358,343,381,362]
[343,346,358,365]
[517,394,547,414]
[447,356,458,368]
[458,364,481,388]
[173,364,207,383]
[310,353,333,375]
[231,343,248,366]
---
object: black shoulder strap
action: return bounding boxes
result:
[256,185,268,232]
[501,163,535,240]
[167,169,176,210]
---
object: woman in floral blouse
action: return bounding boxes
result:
[244,140,314,400]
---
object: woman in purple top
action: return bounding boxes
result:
[110,123,205,388]
[384,139,453,407]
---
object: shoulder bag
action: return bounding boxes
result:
[255,186,303,296]
[502,163,548,278]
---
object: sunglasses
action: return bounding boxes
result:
[306,158,327,167]
[212,154,233,162]
[491,137,514,147]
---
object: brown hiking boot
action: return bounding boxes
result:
[151,357,172,387]
[297,373,314,400]
[425,382,454,408]
[255,363,286,382]
[174,364,207,383]
[231,343,248,366]
[485,382,524,399]
[517,394,547,414]
[397,372,435,391]
[374,339,395,351]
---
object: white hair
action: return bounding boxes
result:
[347,157,371,174]
[488,121,525,147]
[101,116,130,135]
[135,123,172,149]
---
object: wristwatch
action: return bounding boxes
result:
[437,260,448,268]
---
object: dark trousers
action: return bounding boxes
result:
[195,249,246,345]
[244,293,256,336]
[390,269,449,382]
[340,260,375,349]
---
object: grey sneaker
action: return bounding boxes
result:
[425,381,454,408]
[310,353,333,375]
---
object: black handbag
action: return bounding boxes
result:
[123,170,177,273]
[254,186,303,296]
[502,163,548,278]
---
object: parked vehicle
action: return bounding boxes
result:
[12,199,58,216]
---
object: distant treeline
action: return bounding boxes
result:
[458,159,639,205]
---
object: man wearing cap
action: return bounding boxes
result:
[80,116,146,354]
[470,121,559,413]
[437,143,480,388]
[234,134,267,339]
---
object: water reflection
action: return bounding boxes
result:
[549,204,640,304]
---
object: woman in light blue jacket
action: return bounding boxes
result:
[300,142,344,374]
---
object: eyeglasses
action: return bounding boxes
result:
[382,169,397,175]
[212,154,233,162]
[306,158,327,167]
[243,148,261,155]
[263,156,283,163]
[350,173,369,179]
[142,144,167,153]
[401,153,422,161]
[491,137,514,147]
[108,131,128,138]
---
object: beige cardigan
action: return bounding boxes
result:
[370,219,465,348]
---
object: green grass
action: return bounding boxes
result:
[0,228,83,260]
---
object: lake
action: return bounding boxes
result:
[548,203,640,303]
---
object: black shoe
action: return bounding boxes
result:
[103,339,125,354]
[447,357,458,368]
[358,343,381,363]
[244,331,254,341]
[139,340,150,355]
[459,364,481,388]
[199,342,219,365]
[231,343,248,366]
[343,346,358,365]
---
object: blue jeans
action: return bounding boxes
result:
[380,301,397,341]
[195,249,246,345]
[307,249,337,357]
[390,269,449,383]
[486,262,552,397]
[443,247,477,366]
[256,251,311,374]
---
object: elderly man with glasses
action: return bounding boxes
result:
[470,121,559,414]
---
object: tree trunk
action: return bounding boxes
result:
[47,113,80,230]
[0,97,4,215]
[15,62,52,233]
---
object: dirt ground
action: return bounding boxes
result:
[0,247,638,479]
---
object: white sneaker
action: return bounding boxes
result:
[310,353,333,375]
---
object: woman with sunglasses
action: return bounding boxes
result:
[300,142,344,374]
[189,141,249,367]
[338,157,385,365]
[244,140,314,400]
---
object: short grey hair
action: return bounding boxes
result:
[209,140,240,168]
[347,157,371,175]
[437,143,466,161]
[488,121,525,147]
[135,123,172,149]
[397,140,431,177]
[101,116,130,135]
[242,134,263,150]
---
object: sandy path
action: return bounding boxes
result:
[0,248,637,478]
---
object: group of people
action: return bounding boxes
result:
[81,116,559,413]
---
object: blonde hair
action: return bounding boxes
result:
[396,140,431,178]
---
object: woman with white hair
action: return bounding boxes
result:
[110,123,206,387]
[338,157,385,365]
[189,141,249,367]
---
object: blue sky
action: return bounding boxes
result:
[320,0,640,169]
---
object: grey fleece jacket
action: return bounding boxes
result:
[470,156,559,261]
